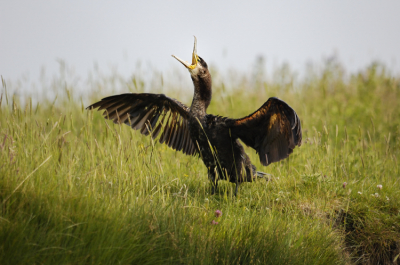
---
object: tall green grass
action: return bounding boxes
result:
[1,60,399,264]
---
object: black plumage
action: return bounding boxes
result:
[87,37,302,195]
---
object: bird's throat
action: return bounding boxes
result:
[190,75,212,116]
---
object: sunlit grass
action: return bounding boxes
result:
[1,61,399,264]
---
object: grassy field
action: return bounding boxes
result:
[1,61,399,264]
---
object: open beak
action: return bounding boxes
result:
[172,36,198,70]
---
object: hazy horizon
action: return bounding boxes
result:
[1,1,400,84]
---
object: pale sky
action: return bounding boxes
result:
[1,1,400,83]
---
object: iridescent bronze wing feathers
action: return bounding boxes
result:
[87,93,198,156]
[229,97,302,166]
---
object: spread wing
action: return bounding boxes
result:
[229,97,302,166]
[87,93,198,156]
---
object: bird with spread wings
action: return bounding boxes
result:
[87,37,302,196]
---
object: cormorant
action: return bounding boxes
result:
[87,37,302,196]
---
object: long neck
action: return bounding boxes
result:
[190,74,212,116]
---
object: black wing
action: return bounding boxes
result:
[228,97,302,166]
[87,93,198,156]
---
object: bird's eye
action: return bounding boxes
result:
[197,57,201,62]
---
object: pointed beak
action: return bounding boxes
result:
[172,36,198,70]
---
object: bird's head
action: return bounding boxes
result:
[172,36,209,80]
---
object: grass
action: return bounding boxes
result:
[1,60,399,264]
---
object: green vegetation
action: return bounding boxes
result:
[1,60,399,264]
